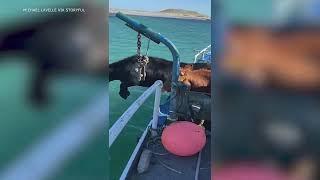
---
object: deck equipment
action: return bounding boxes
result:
[161,121,206,156]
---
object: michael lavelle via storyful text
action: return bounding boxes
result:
[22,8,86,13]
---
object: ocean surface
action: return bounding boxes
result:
[0,1,108,179]
[109,15,210,179]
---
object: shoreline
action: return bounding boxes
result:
[109,8,211,21]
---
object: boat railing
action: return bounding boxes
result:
[109,80,163,180]
[0,92,108,180]
[194,44,211,63]
[109,80,163,147]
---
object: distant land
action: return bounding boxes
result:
[109,8,210,21]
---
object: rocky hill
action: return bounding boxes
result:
[160,9,209,19]
[109,8,210,20]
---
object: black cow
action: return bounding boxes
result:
[0,3,107,105]
[109,55,210,99]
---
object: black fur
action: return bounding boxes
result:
[0,7,106,106]
[109,55,210,99]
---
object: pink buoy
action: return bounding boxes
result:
[213,162,289,180]
[161,121,206,156]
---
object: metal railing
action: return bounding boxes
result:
[109,80,163,147]
[194,44,212,63]
[0,92,108,180]
[109,80,163,180]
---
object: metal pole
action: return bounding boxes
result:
[151,83,162,136]
[162,38,180,121]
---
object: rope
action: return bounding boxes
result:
[157,159,183,174]
[146,137,168,156]
[145,39,151,56]
[145,128,182,174]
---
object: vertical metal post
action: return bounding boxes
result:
[151,84,162,136]
[164,39,180,121]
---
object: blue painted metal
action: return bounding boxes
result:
[116,12,180,120]
[203,52,211,61]
[158,98,171,126]
[198,51,211,63]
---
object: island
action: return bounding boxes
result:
[109,8,210,21]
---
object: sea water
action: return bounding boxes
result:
[0,1,108,179]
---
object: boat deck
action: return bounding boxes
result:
[126,94,211,180]
[128,133,211,180]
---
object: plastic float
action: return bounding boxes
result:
[161,121,206,156]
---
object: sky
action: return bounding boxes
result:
[109,0,211,16]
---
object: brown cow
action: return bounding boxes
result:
[178,67,211,93]
[221,26,320,91]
